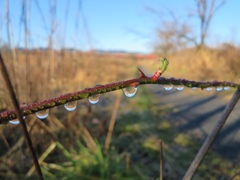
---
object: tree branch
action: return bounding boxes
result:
[0,73,239,124]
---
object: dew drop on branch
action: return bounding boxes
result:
[163,84,173,91]
[175,85,184,91]
[9,120,20,125]
[35,109,49,119]
[9,116,26,125]
[122,86,138,98]
[64,101,78,111]
[216,87,223,92]
[88,94,101,104]
[223,87,230,91]
[206,87,213,92]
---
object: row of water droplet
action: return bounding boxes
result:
[163,84,230,92]
[9,84,230,125]
[9,87,138,125]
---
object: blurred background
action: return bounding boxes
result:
[0,0,240,179]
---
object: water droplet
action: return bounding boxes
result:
[223,87,230,91]
[206,87,213,92]
[64,101,78,111]
[192,87,198,90]
[35,109,49,119]
[163,84,173,91]
[216,87,223,92]
[9,116,26,125]
[175,85,184,91]
[9,120,20,125]
[122,86,138,98]
[88,94,101,104]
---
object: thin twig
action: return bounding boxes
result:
[0,136,24,163]
[0,53,44,180]
[183,88,240,180]
[27,142,57,177]
[5,0,18,97]
[104,93,122,155]
[81,125,97,152]
[159,140,163,180]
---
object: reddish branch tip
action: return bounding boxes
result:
[151,69,162,81]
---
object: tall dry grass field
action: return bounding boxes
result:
[0,45,240,179]
[166,46,240,82]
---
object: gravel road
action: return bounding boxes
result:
[149,85,240,161]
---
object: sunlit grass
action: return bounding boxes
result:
[1,49,240,179]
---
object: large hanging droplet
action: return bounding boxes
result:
[35,109,49,119]
[88,94,101,104]
[9,120,20,125]
[175,85,184,91]
[216,87,223,92]
[163,84,173,91]
[64,101,78,111]
[122,86,138,98]
[206,87,213,92]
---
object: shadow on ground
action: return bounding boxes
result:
[149,85,240,161]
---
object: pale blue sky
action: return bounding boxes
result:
[0,0,239,53]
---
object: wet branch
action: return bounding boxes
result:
[0,71,240,124]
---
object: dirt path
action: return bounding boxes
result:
[148,85,240,161]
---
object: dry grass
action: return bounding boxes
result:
[166,46,240,82]
[1,46,239,108]
[0,50,153,177]
[0,47,239,179]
